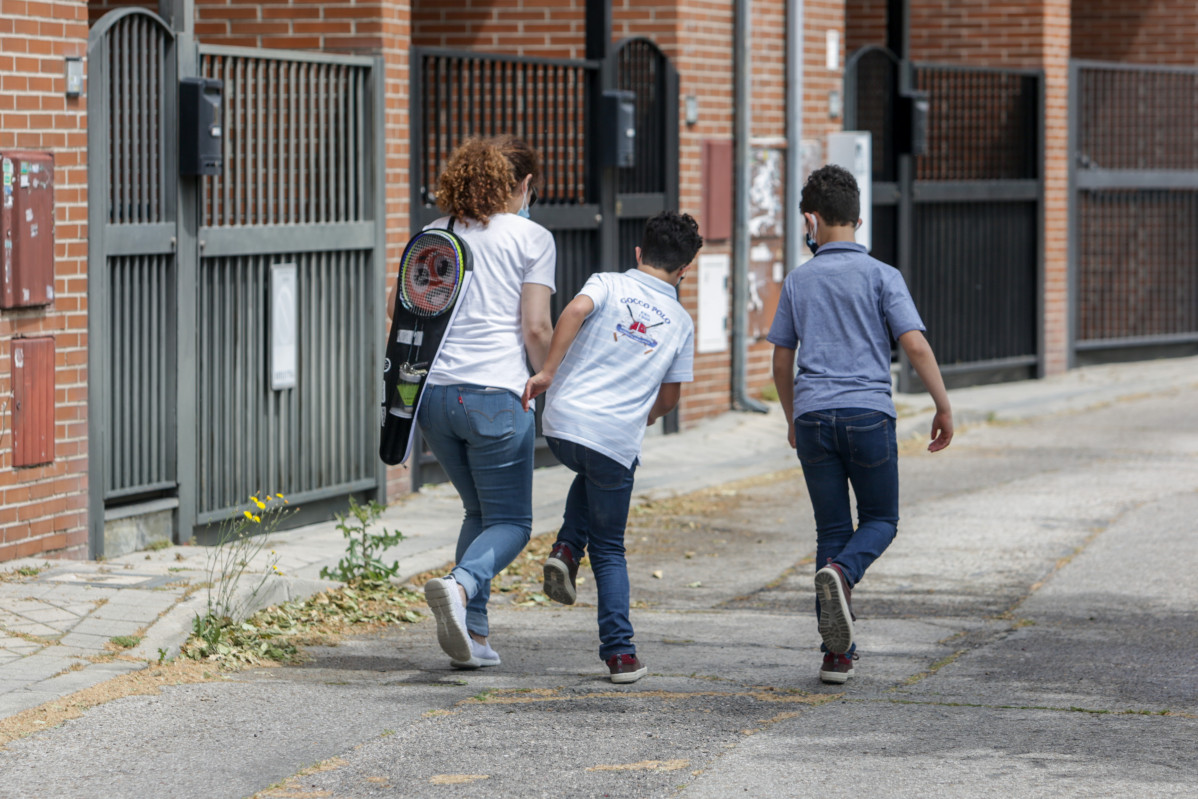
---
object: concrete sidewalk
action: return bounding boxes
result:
[0,355,1194,721]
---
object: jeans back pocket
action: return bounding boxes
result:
[461,388,517,441]
[846,416,893,468]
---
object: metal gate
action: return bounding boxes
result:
[1069,60,1198,365]
[87,9,385,552]
[847,47,1043,389]
[408,38,678,486]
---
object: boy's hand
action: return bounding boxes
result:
[787,419,796,449]
[521,371,553,411]
[928,410,953,452]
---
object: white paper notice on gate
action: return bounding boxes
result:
[271,263,299,390]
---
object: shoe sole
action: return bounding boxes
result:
[815,567,854,654]
[450,655,500,670]
[543,557,577,605]
[610,666,647,684]
[424,579,472,662]
[819,667,852,685]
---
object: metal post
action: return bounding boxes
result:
[895,58,916,393]
[372,55,389,501]
[168,0,200,541]
[785,0,804,275]
[732,0,768,412]
[587,0,618,274]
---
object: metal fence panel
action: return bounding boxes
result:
[193,46,380,525]
[1072,61,1198,356]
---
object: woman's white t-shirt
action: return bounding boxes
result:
[424,213,557,398]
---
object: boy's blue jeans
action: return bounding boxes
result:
[794,407,899,639]
[417,384,535,638]
[546,437,638,661]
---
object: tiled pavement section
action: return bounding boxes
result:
[0,356,1194,723]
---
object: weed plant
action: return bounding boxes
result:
[320,497,404,583]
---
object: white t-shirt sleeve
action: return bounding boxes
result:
[663,323,695,383]
[578,272,611,314]
[523,226,558,292]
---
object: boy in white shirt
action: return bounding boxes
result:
[522,212,703,684]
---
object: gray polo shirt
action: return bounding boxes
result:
[766,242,925,420]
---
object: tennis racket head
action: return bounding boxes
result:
[397,229,469,318]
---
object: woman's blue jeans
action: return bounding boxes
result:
[418,384,535,638]
[794,407,899,601]
[546,437,638,661]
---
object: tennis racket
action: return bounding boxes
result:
[380,224,473,465]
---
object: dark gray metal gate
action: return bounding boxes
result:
[408,38,678,487]
[847,47,1044,389]
[1069,60,1198,365]
[87,8,385,553]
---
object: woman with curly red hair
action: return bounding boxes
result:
[415,136,556,670]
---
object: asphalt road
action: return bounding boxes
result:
[1,386,1195,799]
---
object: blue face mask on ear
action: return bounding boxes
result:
[517,186,531,219]
[805,216,819,255]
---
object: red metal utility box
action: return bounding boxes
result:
[11,336,55,467]
[1,151,55,309]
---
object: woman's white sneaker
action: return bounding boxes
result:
[451,638,502,670]
[425,576,472,663]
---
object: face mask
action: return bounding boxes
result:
[517,185,531,219]
[805,215,819,255]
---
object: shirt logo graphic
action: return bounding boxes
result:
[615,303,664,352]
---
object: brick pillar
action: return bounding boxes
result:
[0,0,91,560]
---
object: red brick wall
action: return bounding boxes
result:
[1072,1,1198,64]
[846,0,887,53]
[414,0,586,56]
[0,0,91,560]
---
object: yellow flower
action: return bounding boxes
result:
[243,510,254,521]
[250,495,259,503]
[254,499,266,511]
[252,514,261,524]
[275,493,284,499]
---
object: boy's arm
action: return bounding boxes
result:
[521,283,555,373]
[521,294,595,410]
[647,383,681,425]
[897,330,953,452]
[771,346,797,448]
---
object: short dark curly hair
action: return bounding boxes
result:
[799,164,860,227]
[639,211,703,272]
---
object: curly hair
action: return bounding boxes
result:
[799,164,860,227]
[435,136,542,225]
[639,211,703,272]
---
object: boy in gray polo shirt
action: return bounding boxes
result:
[522,212,702,684]
[768,165,953,685]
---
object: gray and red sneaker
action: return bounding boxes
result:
[815,562,854,654]
[819,651,858,684]
[607,653,647,684]
[543,541,579,605]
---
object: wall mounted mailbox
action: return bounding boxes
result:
[600,90,637,169]
[1,151,55,310]
[180,77,224,176]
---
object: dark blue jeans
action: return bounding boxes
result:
[546,437,638,661]
[794,407,899,602]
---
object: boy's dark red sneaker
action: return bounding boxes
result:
[543,541,579,605]
[819,651,858,684]
[815,562,854,654]
[606,653,647,684]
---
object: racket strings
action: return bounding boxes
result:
[399,236,464,318]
